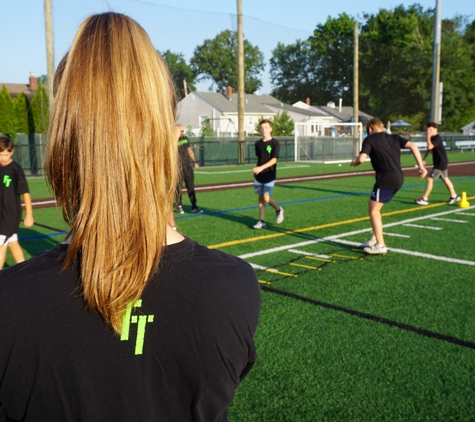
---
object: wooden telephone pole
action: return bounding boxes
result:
[237,0,245,164]
[44,0,55,110]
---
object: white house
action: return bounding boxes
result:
[461,121,475,136]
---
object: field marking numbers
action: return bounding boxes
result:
[430,217,468,223]
[403,223,443,230]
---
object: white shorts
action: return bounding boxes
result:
[0,233,18,246]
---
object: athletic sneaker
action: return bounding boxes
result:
[191,206,203,213]
[447,195,460,205]
[276,207,284,224]
[364,244,388,255]
[177,205,184,214]
[253,220,266,229]
[415,197,429,205]
[360,236,377,248]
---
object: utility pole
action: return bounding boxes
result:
[237,0,245,164]
[430,0,442,123]
[44,0,55,110]
[353,21,360,151]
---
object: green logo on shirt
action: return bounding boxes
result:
[266,145,272,154]
[120,299,154,355]
[3,175,12,187]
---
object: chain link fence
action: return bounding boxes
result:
[4,133,474,176]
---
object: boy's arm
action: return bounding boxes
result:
[253,157,277,175]
[22,193,34,228]
[404,141,427,179]
[350,152,368,167]
[426,129,435,150]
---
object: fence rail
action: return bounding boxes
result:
[6,133,475,176]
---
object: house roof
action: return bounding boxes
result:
[1,83,36,100]
[317,105,373,123]
[461,121,475,130]
[192,92,328,118]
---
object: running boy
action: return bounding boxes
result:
[351,118,427,255]
[252,119,284,229]
[415,122,459,205]
[0,136,34,269]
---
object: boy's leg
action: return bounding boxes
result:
[8,241,25,264]
[441,176,457,197]
[0,245,7,270]
[264,194,280,212]
[258,194,266,221]
[368,199,385,246]
[422,177,434,199]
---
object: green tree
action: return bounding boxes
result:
[0,85,18,138]
[254,112,294,136]
[360,5,434,124]
[191,30,264,93]
[438,17,475,131]
[30,82,49,133]
[159,50,195,99]
[37,74,48,85]
[269,40,319,104]
[13,92,31,135]
[200,118,216,136]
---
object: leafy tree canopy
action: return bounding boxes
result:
[159,50,195,100]
[254,111,294,136]
[191,30,264,94]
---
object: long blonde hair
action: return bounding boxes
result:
[45,13,178,334]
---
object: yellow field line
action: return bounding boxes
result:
[209,199,474,249]
[289,262,320,270]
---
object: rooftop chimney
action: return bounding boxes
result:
[226,85,233,100]
[306,97,311,105]
[29,73,37,91]
[338,98,342,112]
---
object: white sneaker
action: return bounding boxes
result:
[253,220,266,229]
[364,244,388,255]
[276,207,284,224]
[360,236,377,248]
[447,195,460,205]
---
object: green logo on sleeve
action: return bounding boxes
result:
[3,175,12,187]
[120,299,154,355]
[266,145,272,154]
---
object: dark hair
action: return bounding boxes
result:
[427,122,438,129]
[259,119,272,127]
[0,136,13,152]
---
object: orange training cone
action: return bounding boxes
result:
[458,192,470,208]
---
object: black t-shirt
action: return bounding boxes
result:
[177,135,193,173]
[0,237,260,421]
[360,132,408,189]
[0,161,29,238]
[429,134,448,170]
[254,138,280,184]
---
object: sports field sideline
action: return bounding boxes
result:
[7,154,475,420]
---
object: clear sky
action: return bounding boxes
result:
[2,0,473,94]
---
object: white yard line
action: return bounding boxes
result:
[383,232,411,238]
[288,249,332,259]
[458,212,475,216]
[249,263,277,271]
[195,165,309,175]
[240,205,475,267]
[430,217,468,223]
[403,223,443,230]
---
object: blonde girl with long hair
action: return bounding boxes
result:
[0,12,260,421]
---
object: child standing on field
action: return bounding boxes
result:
[252,119,284,229]
[415,122,460,205]
[0,136,34,269]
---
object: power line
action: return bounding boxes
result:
[130,0,311,35]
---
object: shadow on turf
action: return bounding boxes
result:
[3,226,65,268]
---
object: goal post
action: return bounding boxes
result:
[294,122,363,163]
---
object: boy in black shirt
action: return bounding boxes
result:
[351,118,427,254]
[0,137,34,269]
[252,119,284,229]
[415,122,459,205]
